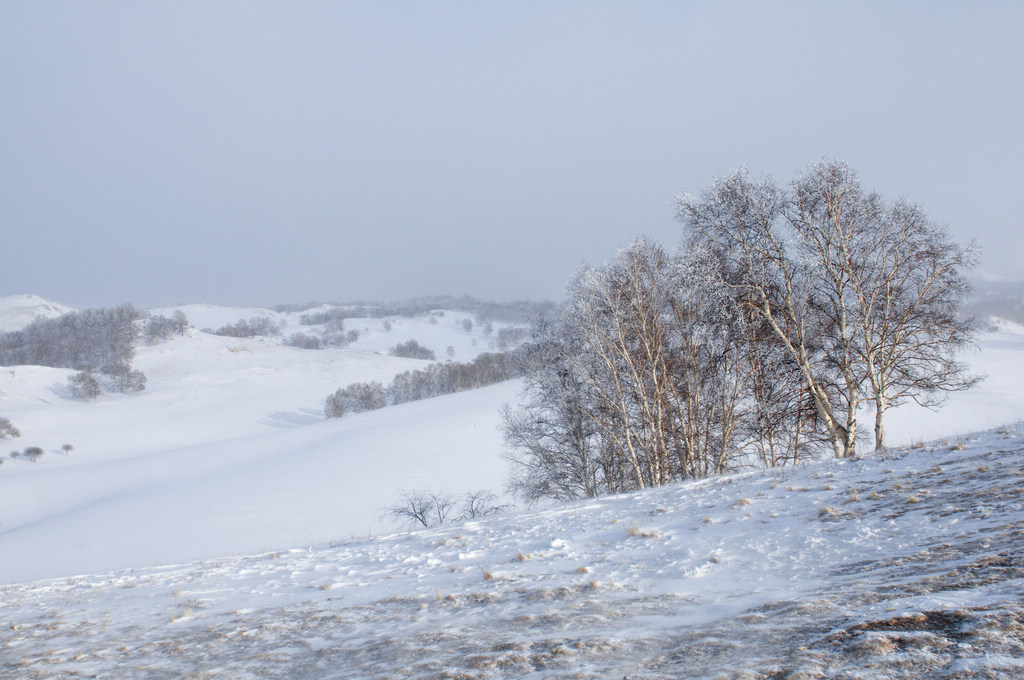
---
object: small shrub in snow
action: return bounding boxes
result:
[0,417,20,440]
[23,446,43,462]
[626,524,659,539]
[62,443,74,456]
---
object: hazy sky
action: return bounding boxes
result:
[2,1,1022,309]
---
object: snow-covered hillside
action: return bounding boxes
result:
[0,294,74,333]
[1,296,1023,677]
[2,426,1022,678]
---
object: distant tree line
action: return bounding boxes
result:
[504,161,978,503]
[275,296,556,325]
[325,352,519,418]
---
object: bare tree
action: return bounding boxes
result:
[386,491,456,528]
[0,417,19,440]
[457,491,508,520]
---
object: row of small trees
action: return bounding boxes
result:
[207,316,280,338]
[325,352,519,418]
[503,161,977,502]
[0,417,72,467]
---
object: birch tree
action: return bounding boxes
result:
[851,199,979,449]
[677,167,861,458]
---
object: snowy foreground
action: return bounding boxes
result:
[1,296,1024,677]
[2,427,1023,679]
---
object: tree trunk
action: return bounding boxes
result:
[874,395,886,451]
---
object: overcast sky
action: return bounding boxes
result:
[2,1,1021,309]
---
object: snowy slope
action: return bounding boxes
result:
[0,294,75,333]
[1,426,1022,678]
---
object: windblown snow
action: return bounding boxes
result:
[1,296,1023,678]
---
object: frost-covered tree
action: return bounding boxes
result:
[68,370,101,401]
[324,381,387,418]
[503,315,605,502]
[144,311,190,344]
[677,161,978,456]
[285,333,323,350]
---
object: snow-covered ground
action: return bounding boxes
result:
[0,301,517,583]
[1,297,1023,678]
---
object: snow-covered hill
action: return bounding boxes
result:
[0,294,75,333]
[1,296,1023,677]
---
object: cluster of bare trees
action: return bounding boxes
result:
[390,339,436,361]
[143,311,189,344]
[504,161,977,502]
[386,490,508,528]
[0,304,153,399]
